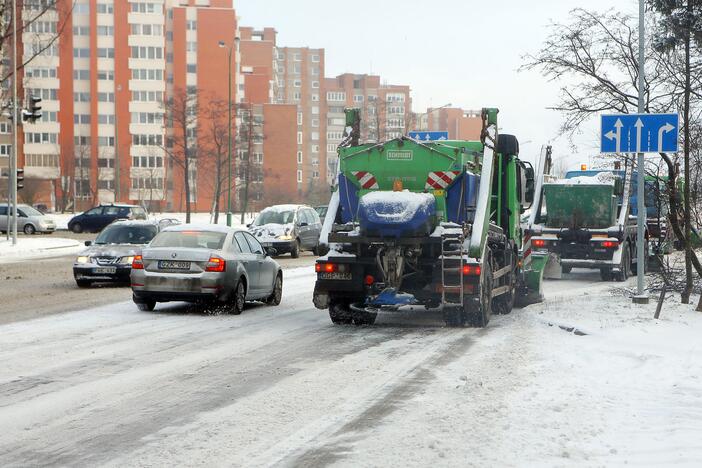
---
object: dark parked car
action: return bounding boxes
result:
[249,204,322,258]
[131,224,283,313]
[67,204,148,233]
[73,219,178,287]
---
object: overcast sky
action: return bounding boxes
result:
[236,0,641,169]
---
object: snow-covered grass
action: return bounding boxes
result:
[0,236,82,264]
[49,212,257,230]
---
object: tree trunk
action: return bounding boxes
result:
[183,153,191,224]
[682,24,693,304]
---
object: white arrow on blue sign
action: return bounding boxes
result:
[601,113,679,154]
[408,131,449,141]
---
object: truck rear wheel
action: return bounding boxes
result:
[329,301,353,325]
[615,245,631,282]
[469,255,493,327]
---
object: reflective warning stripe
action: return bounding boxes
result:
[425,171,460,190]
[352,171,379,190]
[522,232,532,267]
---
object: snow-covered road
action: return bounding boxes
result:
[1,268,701,467]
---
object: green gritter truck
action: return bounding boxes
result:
[312,108,548,327]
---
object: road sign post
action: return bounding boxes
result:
[601,112,679,305]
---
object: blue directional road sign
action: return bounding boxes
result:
[601,113,679,154]
[408,131,449,141]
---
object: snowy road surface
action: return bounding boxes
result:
[1,268,701,467]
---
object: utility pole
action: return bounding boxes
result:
[10,0,18,245]
[633,0,649,304]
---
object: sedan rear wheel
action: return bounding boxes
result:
[266,274,283,306]
[231,280,246,315]
[23,224,36,235]
[71,223,83,234]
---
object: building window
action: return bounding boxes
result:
[311,54,320,63]
[97,48,115,58]
[311,119,319,128]
[293,92,301,102]
[97,70,114,80]
[73,48,90,58]
[186,20,197,30]
[187,63,197,74]
[0,122,10,134]
[96,3,114,14]
[73,114,91,124]
[97,25,113,35]
[297,112,303,125]
[73,26,89,35]
[327,92,346,102]
[97,136,115,147]
[98,114,116,124]
[294,53,301,61]
[311,94,319,102]
[297,170,302,183]
[354,95,364,103]
[0,144,12,157]
[297,151,303,164]
[293,80,301,88]
[312,81,319,89]
[311,132,319,141]
[97,92,115,102]
[297,132,303,144]
[131,2,159,13]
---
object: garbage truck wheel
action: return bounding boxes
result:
[616,245,630,282]
[329,301,353,325]
[444,306,466,327]
[469,254,493,328]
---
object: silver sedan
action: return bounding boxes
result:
[130,224,283,313]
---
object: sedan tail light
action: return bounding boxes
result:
[132,255,144,269]
[602,241,619,248]
[206,256,226,272]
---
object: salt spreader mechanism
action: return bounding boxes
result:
[313,108,548,327]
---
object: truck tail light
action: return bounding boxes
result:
[462,264,481,276]
[533,239,546,248]
[315,263,349,273]
[132,255,144,269]
[206,256,226,272]
[602,241,619,248]
[364,275,375,285]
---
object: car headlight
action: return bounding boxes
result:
[76,256,91,264]
[277,235,293,240]
[119,256,135,265]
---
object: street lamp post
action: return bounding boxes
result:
[219,37,240,227]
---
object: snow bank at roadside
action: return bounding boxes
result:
[342,291,702,467]
[0,237,82,264]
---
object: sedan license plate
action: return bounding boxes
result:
[158,260,191,270]
[94,267,117,274]
[319,272,352,280]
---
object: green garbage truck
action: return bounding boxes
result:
[526,165,649,281]
[312,108,548,327]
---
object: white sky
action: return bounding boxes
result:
[236,0,640,169]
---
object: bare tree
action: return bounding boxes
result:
[161,88,198,223]
[200,97,229,224]
[522,7,702,305]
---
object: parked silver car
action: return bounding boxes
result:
[0,203,56,234]
[131,224,283,313]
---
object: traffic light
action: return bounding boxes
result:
[17,168,24,190]
[22,95,42,123]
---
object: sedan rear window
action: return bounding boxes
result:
[95,225,158,245]
[150,231,227,250]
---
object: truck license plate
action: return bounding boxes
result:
[319,272,352,280]
[94,267,116,274]
[158,260,191,270]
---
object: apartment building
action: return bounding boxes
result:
[4,0,238,212]
[274,46,326,199]
[324,74,412,183]
[421,107,482,140]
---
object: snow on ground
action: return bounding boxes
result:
[336,282,702,467]
[50,212,257,230]
[0,236,82,264]
[1,267,701,466]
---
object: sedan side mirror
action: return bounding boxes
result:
[84,240,92,246]
[265,246,277,257]
[246,223,252,228]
